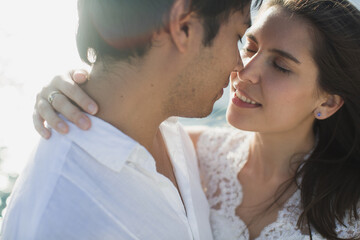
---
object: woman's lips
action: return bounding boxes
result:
[231,90,261,108]
[231,72,261,108]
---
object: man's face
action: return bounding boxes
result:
[167,5,252,118]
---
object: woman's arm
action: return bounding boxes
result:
[33,70,98,138]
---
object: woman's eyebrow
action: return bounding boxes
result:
[246,34,257,44]
[246,34,301,64]
[269,49,301,64]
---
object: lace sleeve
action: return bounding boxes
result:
[196,128,255,239]
[336,204,360,239]
[196,127,251,202]
[197,127,234,189]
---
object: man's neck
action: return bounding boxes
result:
[81,62,169,152]
[81,62,184,193]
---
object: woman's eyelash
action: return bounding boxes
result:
[241,47,291,74]
[242,48,256,53]
[273,62,291,74]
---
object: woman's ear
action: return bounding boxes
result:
[314,94,344,120]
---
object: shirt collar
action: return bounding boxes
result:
[160,118,201,240]
[61,114,154,172]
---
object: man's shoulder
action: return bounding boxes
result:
[57,115,145,173]
[1,128,132,239]
[1,133,74,238]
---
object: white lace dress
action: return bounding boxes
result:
[197,127,360,240]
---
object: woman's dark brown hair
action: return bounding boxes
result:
[267,0,360,238]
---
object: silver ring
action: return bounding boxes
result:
[48,91,61,105]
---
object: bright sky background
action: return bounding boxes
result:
[0,0,360,175]
[0,0,85,173]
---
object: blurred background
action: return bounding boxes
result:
[0,0,359,230]
[0,0,82,227]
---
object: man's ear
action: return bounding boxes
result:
[167,0,194,53]
[314,94,344,120]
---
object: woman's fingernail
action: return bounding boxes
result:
[42,130,50,139]
[77,74,86,81]
[88,103,97,114]
[78,117,90,130]
[57,122,68,133]
[73,71,88,83]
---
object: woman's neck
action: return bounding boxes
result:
[247,125,315,182]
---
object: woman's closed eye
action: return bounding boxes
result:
[241,37,257,55]
[242,48,257,54]
[240,47,257,60]
[272,59,291,74]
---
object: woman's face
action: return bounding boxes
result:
[227,5,325,134]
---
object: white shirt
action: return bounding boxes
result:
[1,116,213,240]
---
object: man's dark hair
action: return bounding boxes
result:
[76,0,260,65]
[190,0,254,46]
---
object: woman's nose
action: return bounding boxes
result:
[238,55,261,84]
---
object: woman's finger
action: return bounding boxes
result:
[33,109,51,139]
[50,93,91,130]
[36,97,69,134]
[72,69,89,84]
[45,74,98,115]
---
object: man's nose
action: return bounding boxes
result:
[233,49,245,73]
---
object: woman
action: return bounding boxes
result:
[33,0,360,239]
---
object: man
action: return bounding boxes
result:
[2,0,253,239]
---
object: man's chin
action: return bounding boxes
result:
[171,102,214,119]
[187,105,214,119]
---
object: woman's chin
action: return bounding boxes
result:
[226,108,255,131]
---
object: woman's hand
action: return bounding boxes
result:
[33,69,98,139]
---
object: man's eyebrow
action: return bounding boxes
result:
[269,49,301,64]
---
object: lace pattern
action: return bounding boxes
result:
[197,127,360,240]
